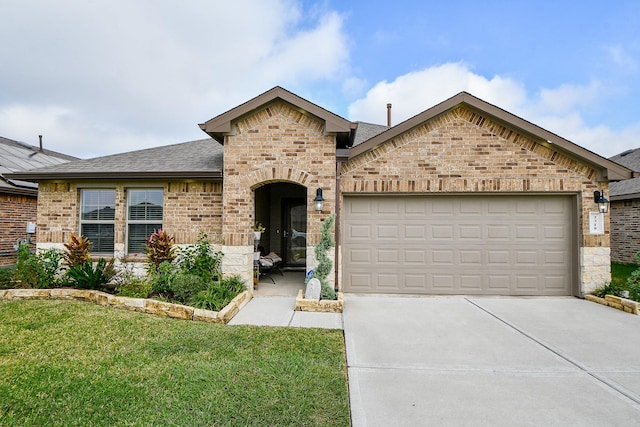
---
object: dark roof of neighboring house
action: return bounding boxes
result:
[8,138,223,181]
[349,91,632,182]
[609,148,640,200]
[0,136,77,195]
[352,122,389,147]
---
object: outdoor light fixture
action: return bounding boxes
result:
[314,188,324,212]
[594,190,609,214]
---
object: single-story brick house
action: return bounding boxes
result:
[9,87,632,296]
[0,136,76,266]
[609,148,640,263]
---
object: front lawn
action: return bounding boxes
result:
[0,300,350,426]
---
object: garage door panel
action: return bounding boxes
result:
[343,195,574,296]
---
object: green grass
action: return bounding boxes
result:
[611,262,638,288]
[0,300,350,426]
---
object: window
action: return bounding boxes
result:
[80,189,116,253]
[127,189,163,254]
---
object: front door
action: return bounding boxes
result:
[282,199,306,267]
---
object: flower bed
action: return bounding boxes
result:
[0,288,252,323]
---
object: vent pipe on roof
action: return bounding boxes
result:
[38,135,43,153]
[386,103,392,127]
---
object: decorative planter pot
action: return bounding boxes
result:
[254,231,262,241]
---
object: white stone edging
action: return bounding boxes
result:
[294,289,344,313]
[585,294,639,315]
[0,288,252,324]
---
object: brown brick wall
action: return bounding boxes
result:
[36,180,223,250]
[0,193,37,266]
[36,182,78,245]
[223,100,337,246]
[341,107,608,248]
[610,199,640,263]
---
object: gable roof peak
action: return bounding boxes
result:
[199,86,353,142]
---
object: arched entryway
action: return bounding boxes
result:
[254,182,307,269]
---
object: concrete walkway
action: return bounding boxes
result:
[344,295,640,427]
[228,295,343,329]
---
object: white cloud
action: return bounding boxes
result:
[0,0,351,157]
[348,63,527,125]
[348,63,640,158]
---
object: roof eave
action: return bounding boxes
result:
[348,92,633,182]
[6,171,223,181]
[0,186,37,196]
[611,193,640,201]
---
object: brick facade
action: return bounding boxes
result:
[0,193,37,266]
[29,91,621,295]
[610,199,640,263]
[341,107,610,293]
[220,100,337,284]
[36,180,223,256]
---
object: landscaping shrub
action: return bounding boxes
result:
[14,244,63,289]
[176,233,222,282]
[66,258,116,290]
[116,274,152,298]
[622,252,640,302]
[307,214,336,300]
[629,283,640,302]
[592,282,621,298]
[149,261,177,295]
[0,267,15,289]
[191,275,245,311]
[146,228,176,270]
[63,234,91,268]
[171,273,207,304]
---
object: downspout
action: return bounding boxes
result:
[334,159,342,291]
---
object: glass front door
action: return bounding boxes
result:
[283,199,306,267]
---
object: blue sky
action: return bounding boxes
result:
[1,0,639,159]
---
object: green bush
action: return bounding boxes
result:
[592,282,621,298]
[629,283,640,302]
[0,267,15,290]
[66,258,116,290]
[14,244,63,289]
[191,275,245,311]
[172,273,207,304]
[116,275,152,298]
[307,214,336,300]
[176,233,222,282]
[149,261,177,295]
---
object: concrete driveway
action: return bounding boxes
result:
[343,296,640,426]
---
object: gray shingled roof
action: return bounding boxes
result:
[609,148,640,200]
[352,121,389,147]
[8,138,223,181]
[0,136,77,194]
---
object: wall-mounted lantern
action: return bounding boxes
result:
[594,190,609,214]
[314,188,324,212]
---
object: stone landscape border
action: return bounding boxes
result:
[0,288,252,323]
[585,294,639,315]
[294,290,344,313]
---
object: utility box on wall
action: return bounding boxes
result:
[26,222,36,234]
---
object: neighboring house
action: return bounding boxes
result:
[0,136,77,266]
[609,148,640,263]
[9,87,632,296]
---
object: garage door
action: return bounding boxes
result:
[342,195,575,295]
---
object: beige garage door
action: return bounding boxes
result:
[342,195,575,295]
